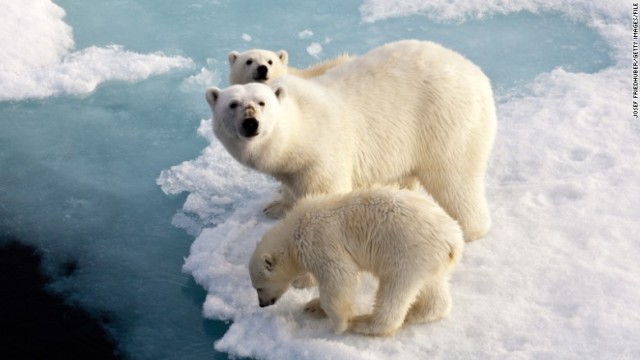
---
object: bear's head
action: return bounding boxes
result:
[248,225,299,308]
[228,49,289,85]
[205,83,287,142]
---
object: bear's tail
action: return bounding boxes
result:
[445,229,465,270]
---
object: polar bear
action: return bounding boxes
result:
[249,187,464,336]
[228,48,352,85]
[206,40,497,241]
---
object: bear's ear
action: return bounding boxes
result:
[205,87,221,107]
[262,253,275,272]
[276,50,288,65]
[273,85,287,101]
[228,51,240,65]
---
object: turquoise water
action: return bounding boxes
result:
[57,1,609,90]
[0,1,611,359]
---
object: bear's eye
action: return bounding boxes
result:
[258,101,265,107]
[229,102,238,109]
[256,288,263,293]
[268,60,273,65]
[246,59,253,66]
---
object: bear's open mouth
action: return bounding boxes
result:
[259,297,276,307]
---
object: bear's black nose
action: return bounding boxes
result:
[242,118,259,137]
[256,65,268,78]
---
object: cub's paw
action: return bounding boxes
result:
[349,314,373,333]
[292,273,317,289]
[349,314,395,337]
[333,318,349,335]
[303,298,326,318]
[263,200,290,219]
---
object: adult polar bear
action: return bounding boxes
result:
[206,40,497,241]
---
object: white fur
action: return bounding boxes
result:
[249,187,464,336]
[228,48,352,85]
[207,40,497,241]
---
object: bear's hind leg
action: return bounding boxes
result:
[404,277,452,325]
[349,276,422,336]
[421,174,490,242]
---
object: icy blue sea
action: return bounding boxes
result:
[0,1,637,359]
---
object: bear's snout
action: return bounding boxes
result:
[241,117,259,137]
[259,297,276,307]
[255,65,268,80]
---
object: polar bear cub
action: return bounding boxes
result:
[228,48,352,85]
[249,187,464,336]
[206,40,497,241]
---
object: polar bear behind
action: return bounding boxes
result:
[249,187,464,336]
[228,48,352,85]
[207,40,497,241]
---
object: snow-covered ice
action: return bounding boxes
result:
[158,1,639,359]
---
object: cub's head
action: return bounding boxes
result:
[248,227,296,308]
[228,49,289,85]
[205,83,287,141]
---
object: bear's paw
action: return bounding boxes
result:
[303,298,326,318]
[349,314,397,337]
[263,199,291,219]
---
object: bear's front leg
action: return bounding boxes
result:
[324,302,350,335]
[292,272,317,289]
[315,266,359,335]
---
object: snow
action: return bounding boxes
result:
[0,0,636,359]
[158,0,640,359]
[181,59,221,93]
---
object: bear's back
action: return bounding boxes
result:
[277,40,495,186]
[292,188,463,273]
